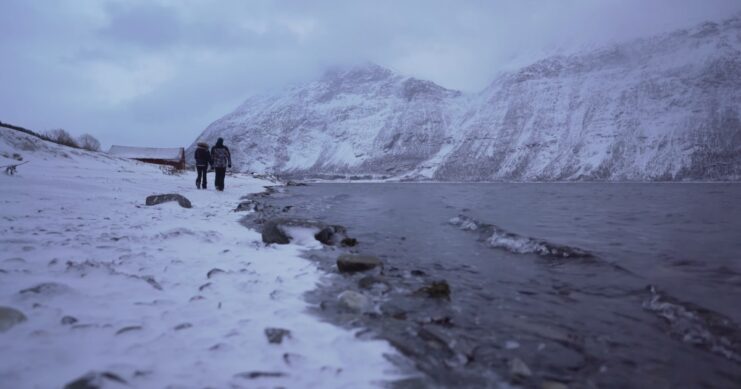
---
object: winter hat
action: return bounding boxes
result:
[216,138,224,146]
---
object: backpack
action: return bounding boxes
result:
[212,147,229,168]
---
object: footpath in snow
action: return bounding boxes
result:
[0,127,404,388]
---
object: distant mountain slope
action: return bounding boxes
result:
[190,16,741,181]
[434,18,741,181]
[189,62,463,178]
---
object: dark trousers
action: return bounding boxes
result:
[196,166,208,189]
[214,167,226,190]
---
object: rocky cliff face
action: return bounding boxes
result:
[189,16,741,181]
[189,63,463,179]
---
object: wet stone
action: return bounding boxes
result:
[341,237,358,247]
[416,280,451,299]
[145,193,192,209]
[314,225,348,245]
[261,220,291,244]
[337,254,382,273]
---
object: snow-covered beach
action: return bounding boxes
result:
[0,127,404,388]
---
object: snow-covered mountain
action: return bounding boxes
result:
[190,63,463,178]
[190,16,741,181]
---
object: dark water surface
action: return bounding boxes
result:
[252,183,741,388]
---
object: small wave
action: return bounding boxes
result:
[449,215,592,258]
[643,285,741,364]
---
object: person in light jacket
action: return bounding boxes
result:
[210,138,232,191]
[194,142,211,189]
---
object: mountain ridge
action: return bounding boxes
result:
[188,16,741,181]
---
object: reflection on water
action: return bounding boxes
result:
[252,183,741,388]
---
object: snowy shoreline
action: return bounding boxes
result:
[0,127,405,388]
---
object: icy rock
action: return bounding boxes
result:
[416,280,451,299]
[261,218,351,245]
[63,371,128,389]
[145,193,192,209]
[19,282,72,296]
[337,254,381,273]
[0,306,27,332]
[509,357,532,377]
[337,290,371,312]
[60,315,78,325]
[264,327,292,344]
[314,225,348,245]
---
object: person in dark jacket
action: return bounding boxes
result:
[194,142,211,189]
[210,138,232,191]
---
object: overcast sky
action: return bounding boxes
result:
[1,0,740,148]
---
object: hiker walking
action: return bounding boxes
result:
[210,137,232,191]
[194,142,211,189]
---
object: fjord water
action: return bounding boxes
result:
[267,183,741,388]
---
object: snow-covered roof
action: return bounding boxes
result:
[108,145,183,160]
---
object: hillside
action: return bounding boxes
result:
[190,16,741,181]
[0,127,402,387]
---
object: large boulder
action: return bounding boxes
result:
[337,254,382,273]
[0,306,27,332]
[145,194,192,208]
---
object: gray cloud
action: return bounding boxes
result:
[1,0,740,148]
